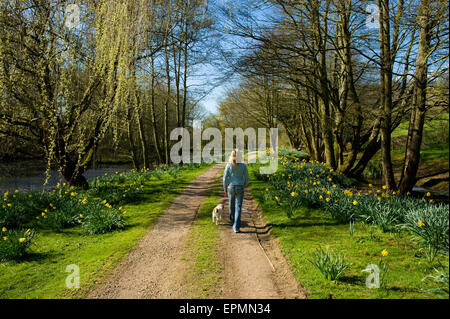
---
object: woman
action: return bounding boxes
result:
[223,149,250,233]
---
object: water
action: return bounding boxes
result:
[0,160,132,193]
[412,186,449,198]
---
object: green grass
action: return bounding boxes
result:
[180,178,224,298]
[392,113,449,139]
[249,165,449,299]
[391,144,449,165]
[390,113,449,173]
[0,164,212,299]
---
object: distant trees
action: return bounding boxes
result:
[217,0,449,193]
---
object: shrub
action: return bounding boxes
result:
[0,228,34,261]
[422,266,449,295]
[308,246,349,282]
[167,165,181,178]
[82,203,125,235]
[35,189,89,231]
[403,204,449,253]
[323,195,355,223]
[40,199,84,232]
[151,167,165,180]
[359,197,401,233]
[85,184,143,206]
[0,189,85,231]
[364,160,383,180]
[0,191,39,228]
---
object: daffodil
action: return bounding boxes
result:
[353,200,358,206]
[1,227,6,232]
[381,249,389,257]
[19,238,25,243]
[417,220,424,227]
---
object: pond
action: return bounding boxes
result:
[0,160,132,193]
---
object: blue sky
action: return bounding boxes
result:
[192,0,275,116]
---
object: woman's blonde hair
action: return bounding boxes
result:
[228,149,242,168]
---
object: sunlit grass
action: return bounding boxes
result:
[181,178,223,298]
[249,165,449,299]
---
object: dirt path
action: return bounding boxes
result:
[87,164,225,299]
[88,160,306,299]
[219,188,306,299]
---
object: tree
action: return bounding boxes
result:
[0,0,160,187]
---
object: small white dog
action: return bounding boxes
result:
[212,203,224,225]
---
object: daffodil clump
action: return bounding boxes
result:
[0,227,34,261]
[255,149,449,253]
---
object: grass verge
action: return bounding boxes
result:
[180,177,224,298]
[0,164,213,299]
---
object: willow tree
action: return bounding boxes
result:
[0,0,160,188]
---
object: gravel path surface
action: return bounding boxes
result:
[87,164,225,298]
[88,161,306,299]
[220,188,306,299]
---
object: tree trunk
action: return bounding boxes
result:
[61,160,89,189]
[150,56,163,164]
[378,0,397,189]
[126,105,140,170]
[164,43,171,165]
[398,0,430,194]
[136,103,148,169]
[349,118,382,176]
